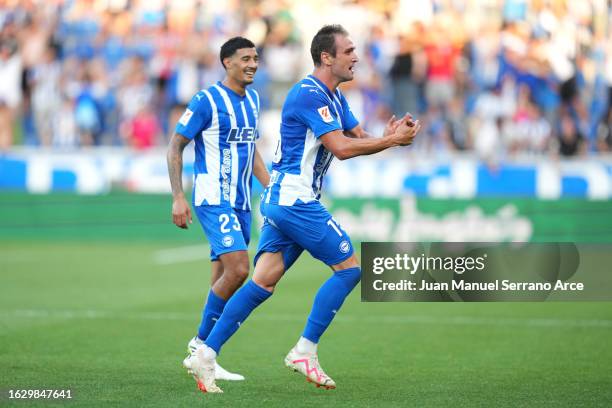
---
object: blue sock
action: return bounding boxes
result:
[197,289,227,341]
[302,267,361,343]
[205,280,272,354]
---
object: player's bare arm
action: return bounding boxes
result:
[167,132,193,229]
[345,113,414,139]
[321,116,421,160]
[252,147,270,187]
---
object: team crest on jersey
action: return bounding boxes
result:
[222,235,234,247]
[317,106,333,123]
[227,127,257,143]
[179,108,193,126]
[339,240,350,254]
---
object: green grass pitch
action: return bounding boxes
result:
[1,241,612,407]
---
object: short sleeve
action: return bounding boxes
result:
[175,91,212,140]
[339,92,359,131]
[295,89,342,138]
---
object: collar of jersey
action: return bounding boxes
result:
[216,81,247,99]
[306,75,336,100]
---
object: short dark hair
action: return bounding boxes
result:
[310,25,348,66]
[219,37,256,69]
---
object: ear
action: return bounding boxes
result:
[320,51,333,66]
[222,56,232,69]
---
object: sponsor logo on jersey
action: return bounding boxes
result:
[313,149,333,194]
[317,106,333,123]
[339,240,350,253]
[227,127,257,143]
[314,149,332,176]
[222,235,234,247]
[178,108,193,126]
[221,148,231,200]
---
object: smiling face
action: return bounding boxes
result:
[224,47,259,86]
[323,34,358,83]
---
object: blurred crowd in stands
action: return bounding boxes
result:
[1,0,612,161]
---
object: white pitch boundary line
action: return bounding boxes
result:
[153,244,211,265]
[2,309,612,329]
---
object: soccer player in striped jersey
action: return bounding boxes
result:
[187,25,422,394]
[166,37,270,388]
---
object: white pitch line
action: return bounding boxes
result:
[152,244,211,265]
[2,309,612,329]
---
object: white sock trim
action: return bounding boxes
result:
[296,336,318,355]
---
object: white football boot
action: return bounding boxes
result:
[182,337,245,381]
[284,347,336,389]
[186,345,222,393]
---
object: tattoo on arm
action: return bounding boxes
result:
[167,134,191,197]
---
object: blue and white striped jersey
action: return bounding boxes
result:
[175,81,260,210]
[264,75,359,206]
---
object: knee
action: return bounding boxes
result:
[225,262,250,284]
[252,252,285,293]
[335,266,361,290]
[252,264,284,293]
[252,276,277,293]
[332,253,359,271]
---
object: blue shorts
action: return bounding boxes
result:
[254,200,354,270]
[194,205,251,261]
